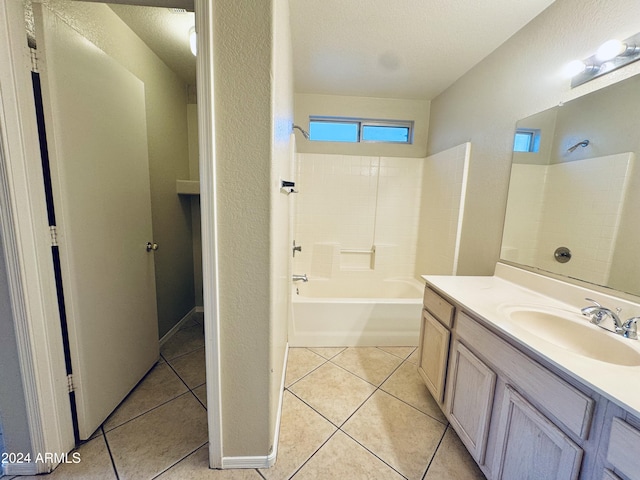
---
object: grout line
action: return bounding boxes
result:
[284,429,341,480]
[338,429,409,480]
[150,442,207,479]
[161,343,205,363]
[101,426,120,480]
[421,424,449,480]
[103,392,192,434]
[255,467,268,479]
[283,348,331,389]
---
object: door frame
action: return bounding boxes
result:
[0,0,223,473]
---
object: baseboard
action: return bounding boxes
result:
[2,461,40,476]
[220,343,288,470]
[159,307,198,347]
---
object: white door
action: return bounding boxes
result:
[34,4,159,440]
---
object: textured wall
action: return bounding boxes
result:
[269,0,294,454]
[213,0,274,457]
[427,0,640,277]
[42,1,196,337]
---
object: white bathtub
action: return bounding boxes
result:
[289,278,423,347]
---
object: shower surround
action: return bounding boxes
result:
[291,152,423,346]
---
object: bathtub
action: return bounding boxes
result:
[289,277,423,347]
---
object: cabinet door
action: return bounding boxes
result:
[418,311,450,403]
[606,418,640,480]
[494,385,583,480]
[446,341,496,464]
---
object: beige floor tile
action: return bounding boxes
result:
[168,347,206,388]
[156,445,262,479]
[19,436,116,480]
[289,362,375,426]
[424,427,486,480]
[194,384,207,408]
[331,347,403,386]
[342,390,447,480]
[381,361,446,423]
[292,431,404,480]
[378,346,416,360]
[160,323,205,361]
[406,348,419,364]
[106,393,208,480]
[284,348,326,387]
[307,347,346,359]
[104,362,188,431]
[259,391,336,480]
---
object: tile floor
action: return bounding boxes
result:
[3,315,486,479]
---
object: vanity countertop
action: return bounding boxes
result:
[422,263,640,418]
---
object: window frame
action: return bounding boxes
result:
[309,116,414,144]
[513,128,541,153]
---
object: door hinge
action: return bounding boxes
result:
[67,374,75,393]
[30,47,38,73]
[49,225,58,246]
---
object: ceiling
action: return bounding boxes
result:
[110,0,555,100]
[289,0,556,100]
[108,4,196,85]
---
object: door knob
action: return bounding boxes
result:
[146,242,158,252]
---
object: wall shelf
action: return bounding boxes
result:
[176,179,200,195]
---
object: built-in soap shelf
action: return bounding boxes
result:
[176,179,200,195]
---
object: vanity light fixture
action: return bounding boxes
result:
[565,32,640,88]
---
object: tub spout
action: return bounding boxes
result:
[292,274,308,283]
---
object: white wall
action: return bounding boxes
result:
[415,143,469,276]
[0,231,33,460]
[427,0,640,277]
[213,0,292,458]
[269,0,294,453]
[294,93,429,157]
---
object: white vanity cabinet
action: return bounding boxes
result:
[604,418,640,480]
[417,287,454,404]
[418,284,601,480]
[445,340,496,464]
[492,385,583,480]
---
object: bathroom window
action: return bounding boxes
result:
[309,116,414,144]
[513,128,541,153]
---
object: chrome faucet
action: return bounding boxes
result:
[581,298,638,339]
[292,274,308,283]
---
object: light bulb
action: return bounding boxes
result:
[189,27,197,56]
[563,59,586,78]
[596,39,625,62]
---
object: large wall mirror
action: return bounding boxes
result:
[501,73,640,296]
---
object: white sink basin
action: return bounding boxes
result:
[499,305,640,367]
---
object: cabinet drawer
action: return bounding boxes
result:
[423,286,454,328]
[457,311,594,440]
[607,418,640,480]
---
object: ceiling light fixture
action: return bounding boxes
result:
[189,26,197,56]
[565,32,640,88]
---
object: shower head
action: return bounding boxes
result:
[567,139,590,153]
[292,124,310,140]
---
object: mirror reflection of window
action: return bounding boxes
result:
[513,128,541,152]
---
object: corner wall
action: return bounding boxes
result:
[427,0,640,276]
[213,0,292,459]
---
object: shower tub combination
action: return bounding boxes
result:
[289,277,424,347]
